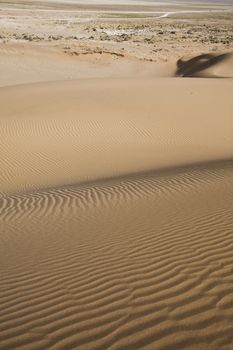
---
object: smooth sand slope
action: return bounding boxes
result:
[0,77,233,194]
[0,74,233,350]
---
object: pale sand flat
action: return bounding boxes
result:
[0,43,169,88]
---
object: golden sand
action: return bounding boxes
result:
[0,1,233,349]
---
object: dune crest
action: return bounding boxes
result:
[1,77,233,194]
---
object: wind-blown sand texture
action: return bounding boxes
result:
[1,76,233,349]
[1,1,233,350]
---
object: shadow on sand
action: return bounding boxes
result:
[175,52,232,77]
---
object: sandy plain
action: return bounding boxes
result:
[0,1,233,350]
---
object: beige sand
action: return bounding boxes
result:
[1,75,233,350]
[0,76,233,194]
[1,1,233,350]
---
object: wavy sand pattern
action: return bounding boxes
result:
[1,161,233,350]
[1,0,233,347]
[0,69,233,349]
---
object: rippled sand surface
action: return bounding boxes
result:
[1,0,233,348]
[1,74,233,349]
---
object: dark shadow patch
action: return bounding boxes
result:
[175,52,232,77]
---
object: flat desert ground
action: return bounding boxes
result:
[0,0,233,349]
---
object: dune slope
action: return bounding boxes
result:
[0,77,233,350]
[1,160,233,350]
[0,77,233,194]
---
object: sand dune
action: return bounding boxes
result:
[1,0,233,347]
[1,159,233,350]
[0,73,233,349]
[1,77,233,194]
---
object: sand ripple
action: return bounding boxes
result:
[1,160,233,350]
